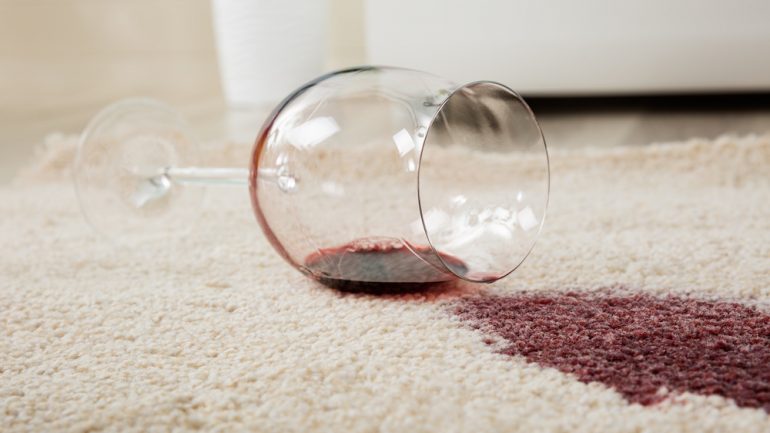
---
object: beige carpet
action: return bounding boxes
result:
[2,134,769,432]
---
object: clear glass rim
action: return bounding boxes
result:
[417,80,551,283]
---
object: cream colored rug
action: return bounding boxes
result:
[2,134,769,432]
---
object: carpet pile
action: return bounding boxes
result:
[1,133,769,432]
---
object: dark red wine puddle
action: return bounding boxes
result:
[454,289,770,413]
[302,237,475,297]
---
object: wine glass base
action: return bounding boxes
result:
[74,98,204,246]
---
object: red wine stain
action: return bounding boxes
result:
[303,237,468,295]
[454,291,770,412]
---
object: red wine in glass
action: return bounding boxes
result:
[302,237,468,294]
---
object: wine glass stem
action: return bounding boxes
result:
[162,166,294,190]
[164,167,249,186]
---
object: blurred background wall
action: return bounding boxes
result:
[6,0,768,121]
[0,0,217,121]
[0,0,363,180]
[0,0,768,182]
[0,0,364,120]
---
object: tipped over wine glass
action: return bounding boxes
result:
[74,66,550,291]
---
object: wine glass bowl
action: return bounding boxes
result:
[250,67,549,286]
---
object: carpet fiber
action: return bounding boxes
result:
[1,134,769,432]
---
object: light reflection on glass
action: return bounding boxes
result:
[451,195,467,207]
[392,128,416,156]
[416,204,526,251]
[321,181,345,197]
[287,117,340,149]
[517,206,538,231]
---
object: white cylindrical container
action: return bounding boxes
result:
[212,0,327,108]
